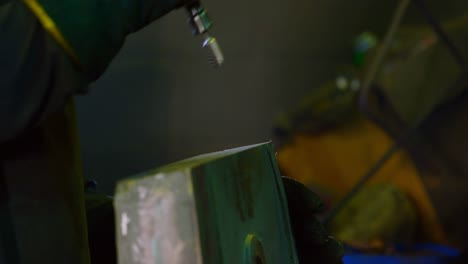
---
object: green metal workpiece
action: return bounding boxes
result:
[114,142,299,264]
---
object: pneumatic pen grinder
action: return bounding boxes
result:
[185,1,224,68]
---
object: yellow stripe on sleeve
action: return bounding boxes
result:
[22,0,83,70]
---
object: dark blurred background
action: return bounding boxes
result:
[75,0,394,194]
[75,0,468,260]
[74,0,467,195]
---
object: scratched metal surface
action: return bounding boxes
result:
[115,170,202,264]
[115,142,298,263]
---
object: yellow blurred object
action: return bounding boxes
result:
[330,184,418,245]
[277,115,447,244]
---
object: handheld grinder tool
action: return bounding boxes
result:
[185,1,224,68]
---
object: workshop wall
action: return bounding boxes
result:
[75,0,399,194]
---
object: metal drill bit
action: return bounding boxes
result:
[186,3,224,68]
[203,34,224,67]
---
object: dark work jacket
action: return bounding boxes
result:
[0,0,184,263]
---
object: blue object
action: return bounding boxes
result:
[344,255,453,264]
[343,243,460,264]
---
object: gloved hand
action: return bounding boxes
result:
[282,176,344,264]
[34,0,193,81]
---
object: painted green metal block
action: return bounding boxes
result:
[114,142,298,264]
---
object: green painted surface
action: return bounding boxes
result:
[115,142,298,263]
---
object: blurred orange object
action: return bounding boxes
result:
[277,115,447,244]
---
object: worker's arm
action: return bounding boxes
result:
[0,0,186,143]
[29,0,187,81]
